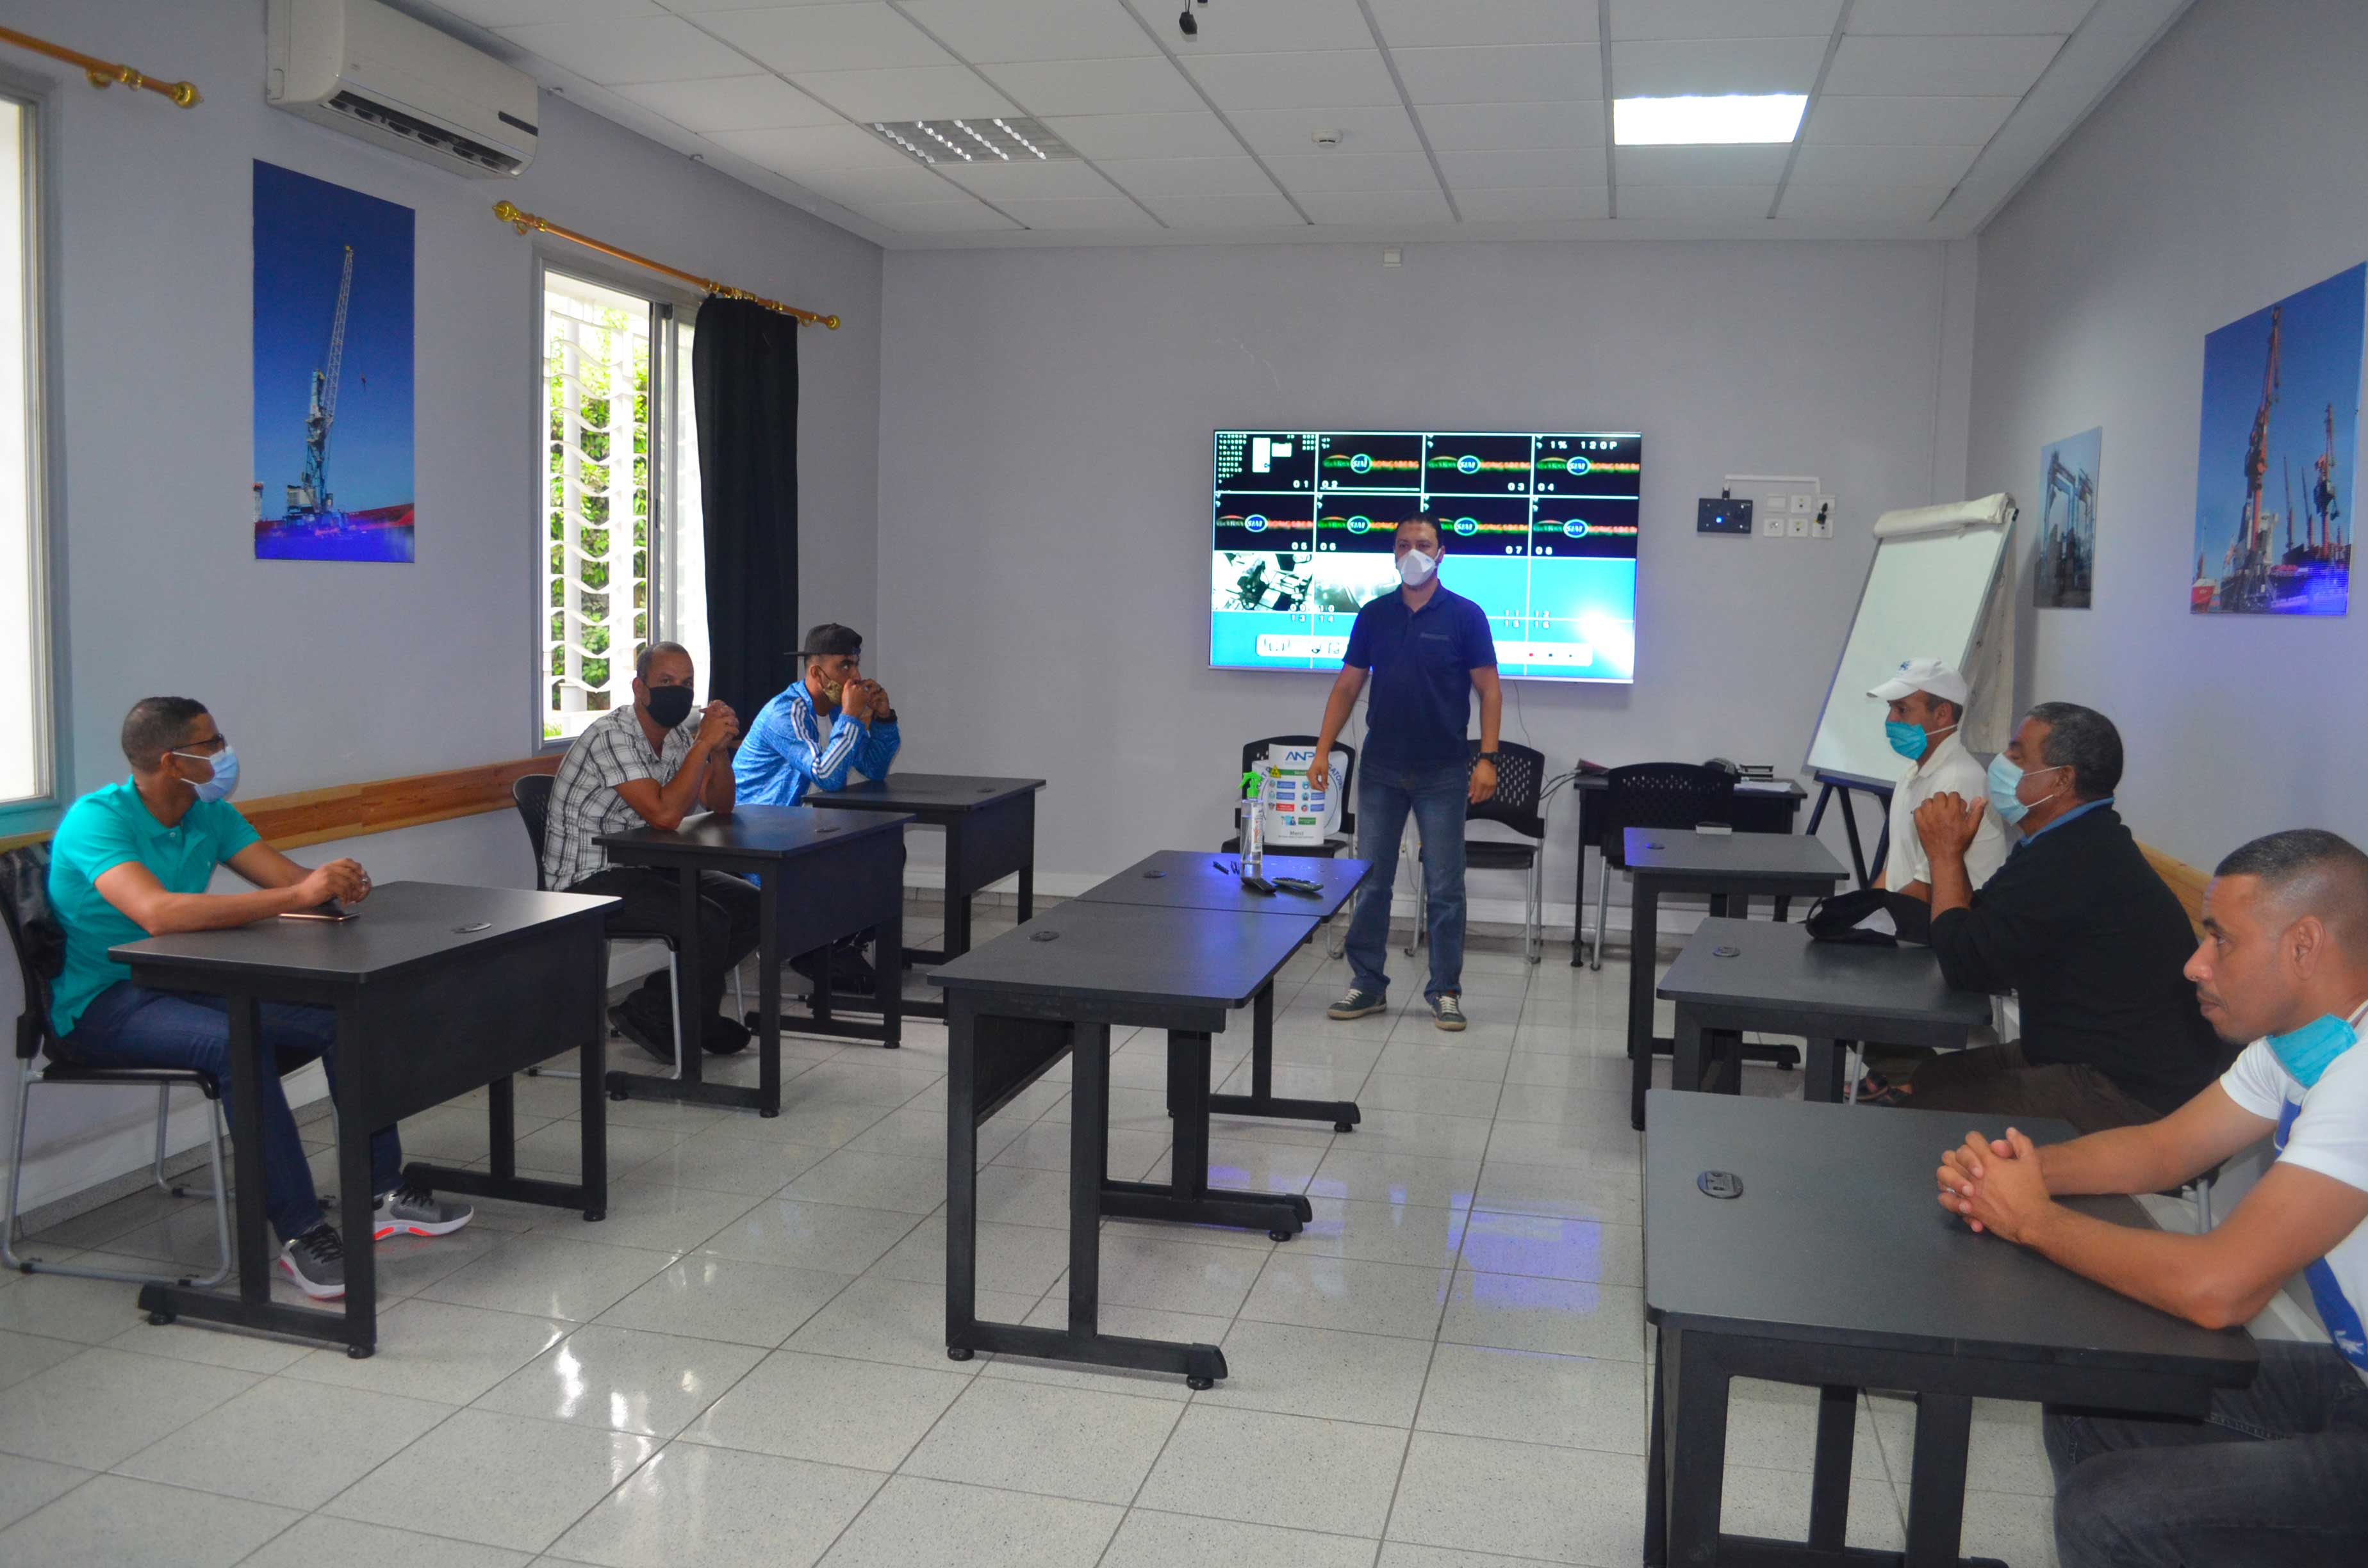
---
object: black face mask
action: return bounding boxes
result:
[644,685,695,728]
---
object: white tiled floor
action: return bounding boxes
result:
[0,916,2062,1566]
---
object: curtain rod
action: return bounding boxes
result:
[0,25,200,108]
[495,200,840,329]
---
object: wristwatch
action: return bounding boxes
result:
[1477,751,1500,761]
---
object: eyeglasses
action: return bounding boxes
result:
[175,733,229,755]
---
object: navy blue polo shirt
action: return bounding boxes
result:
[1343,583,1497,764]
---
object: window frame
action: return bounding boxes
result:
[0,72,63,833]
[529,250,702,755]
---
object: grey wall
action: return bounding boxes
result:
[1970,0,2368,868]
[877,238,1974,916]
[4,0,882,1207]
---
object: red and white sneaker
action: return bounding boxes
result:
[371,1180,474,1241]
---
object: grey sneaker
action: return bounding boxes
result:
[277,1223,346,1299]
[1430,994,1468,1032]
[372,1180,474,1241]
[1328,988,1388,1020]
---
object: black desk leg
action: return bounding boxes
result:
[228,995,272,1300]
[488,1075,516,1182]
[944,1001,980,1360]
[1672,1004,1707,1097]
[1805,1038,1847,1104]
[1068,1021,1109,1341]
[1571,791,1597,967]
[946,821,973,960]
[759,874,782,1116]
[1206,981,1362,1132]
[578,936,609,1218]
[1645,1327,1668,1568]
[1017,858,1034,924]
[1809,1384,1857,1550]
[336,1002,379,1353]
[1104,1029,1311,1239]
[1628,881,1660,1129]
[1905,1392,1974,1568]
[1658,1329,1732,1568]
[677,867,707,1089]
[879,906,903,1050]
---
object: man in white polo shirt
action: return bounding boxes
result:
[1934,828,2368,1565]
[1869,657,2007,900]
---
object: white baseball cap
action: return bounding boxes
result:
[1867,657,1969,706]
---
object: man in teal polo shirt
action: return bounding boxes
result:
[45,697,470,1299]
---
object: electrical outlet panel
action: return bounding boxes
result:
[1762,511,1787,538]
[1811,497,1836,539]
[1789,493,1814,515]
[1787,514,1809,537]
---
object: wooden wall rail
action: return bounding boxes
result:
[1,755,561,854]
[2138,841,2210,940]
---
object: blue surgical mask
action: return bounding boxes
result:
[1984,754,2062,826]
[2267,1013,2358,1090]
[1886,721,1953,762]
[171,744,240,804]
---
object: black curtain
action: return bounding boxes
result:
[692,295,799,718]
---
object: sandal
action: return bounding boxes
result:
[1852,1071,1912,1107]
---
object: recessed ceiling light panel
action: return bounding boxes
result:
[1613,95,1807,147]
[866,117,1077,167]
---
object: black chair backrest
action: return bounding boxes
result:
[0,843,62,1062]
[512,774,555,893]
[1241,734,1357,838]
[1600,763,1739,871]
[1465,740,1548,840]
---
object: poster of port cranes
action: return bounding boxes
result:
[2191,262,2359,616]
[251,162,415,563]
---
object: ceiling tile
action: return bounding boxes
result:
[1804,94,2016,145]
[1775,183,1951,224]
[1436,149,1608,190]
[1606,0,1842,39]
[699,3,955,72]
[1369,0,1600,49]
[1615,145,1791,185]
[895,0,1158,63]
[1848,0,2095,34]
[611,74,843,131]
[1455,186,1611,222]
[1264,151,1440,194]
[940,159,1122,199]
[777,163,964,205]
[1096,156,1279,197]
[1609,37,1829,96]
[1225,104,1422,157]
[704,122,917,170]
[977,56,1203,115]
[441,0,661,24]
[1138,190,1306,227]
[1122,0,1374,56]
[1182,50,1401,110]
[495,16,753,83]
[1393,45,1604,106]
[1414,101,1604,151]
[853,199,1024,234]
[1296,188,1454,225]
[1614,184,1777,222]
[999,195,1162,229]
[1037,111,1242,158]
[1822,34,2065,97]
[1787,142,1979,185]
[787,65,1017,118]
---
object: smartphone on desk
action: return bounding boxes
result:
[279,902,358,922]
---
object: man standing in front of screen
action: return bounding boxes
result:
[1311,512,1503,1031]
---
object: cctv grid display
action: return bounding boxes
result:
[1211,429,1644,682]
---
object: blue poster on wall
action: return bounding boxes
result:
[252,161,415,563]
[2191,261,2360,616]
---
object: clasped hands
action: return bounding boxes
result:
[1913,790,1987,861]
[1935,1126,2055,1245]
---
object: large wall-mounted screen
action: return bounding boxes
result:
[1210,429,1642,683]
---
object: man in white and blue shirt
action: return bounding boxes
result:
[1934,828,2368,1565]
[736,623,900,808]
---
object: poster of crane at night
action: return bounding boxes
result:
[252,162,415,563]
[2191,261,2360,616]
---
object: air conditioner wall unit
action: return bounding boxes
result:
[268,0,539,179]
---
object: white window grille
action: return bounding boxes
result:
[541,268,703,744]
[0,94,49,810]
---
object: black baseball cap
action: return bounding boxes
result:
[799,623,863,658]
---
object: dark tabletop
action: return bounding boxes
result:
[814,774,1047,812]
[598,804,911,862]
[928,901,1317,1009]
[1657,917,1992,1029]
[1075,851,1370,921]
[1624,827,1846,883]
[1577,775,1805,797]
[1643,1091,2257,1377]
[110,881,616,986]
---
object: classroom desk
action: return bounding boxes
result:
[112,881,614,1357]
[933,898,1319,1388]
[1625,829,1846,1129]
[598,806,909,1115]
[806,774,1046,1020]
[1569,774,1807,965]
[1072,850,1371,1132]
[1659,917,1993,1104]
[1643,1091,2255,1568]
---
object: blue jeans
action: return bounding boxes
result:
[2046,1338,2368,1565]
[60,982,401,1243]
[1345,756,1468,1002]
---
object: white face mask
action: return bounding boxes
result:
[1397,547,1439,587]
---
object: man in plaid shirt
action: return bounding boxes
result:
[544,641,757,1058]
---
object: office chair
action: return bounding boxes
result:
[1406,741,1553,963]
[1589,762,1739,970]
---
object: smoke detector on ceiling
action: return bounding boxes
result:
[1311,128,1342,147]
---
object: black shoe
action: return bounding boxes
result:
[608,1004,676,1066]
[703,1015,752,1056]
